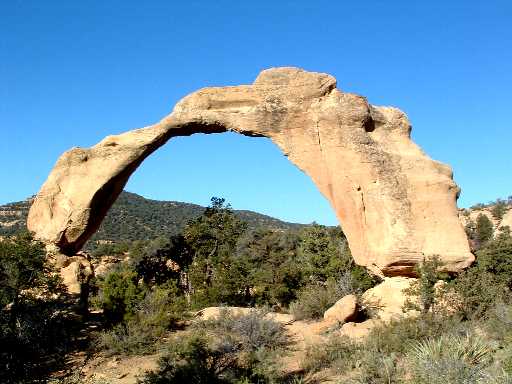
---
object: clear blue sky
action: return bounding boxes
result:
[1,1,511,225]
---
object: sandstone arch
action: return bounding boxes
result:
[27,67,473,276]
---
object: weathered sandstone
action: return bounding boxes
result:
[58,254,94,295]
[323,294,358,323]
[27,67,473,276]
[361,277,419,321]
[196,307,294,325]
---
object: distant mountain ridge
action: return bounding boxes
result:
[0,191,306,249]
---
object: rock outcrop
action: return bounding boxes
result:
[27,67,473,276]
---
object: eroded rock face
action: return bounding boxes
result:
[27,67,473,276]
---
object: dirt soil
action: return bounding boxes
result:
[54,315,341,384]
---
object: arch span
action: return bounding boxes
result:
[27,67,473,276]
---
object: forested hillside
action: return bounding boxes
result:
[0,191,305,249]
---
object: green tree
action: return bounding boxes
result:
[235,228,303,307]
[184,197,248,307]
[134,235,191,286]
[476,238,512,289]
[0,234,66,382]
[98,265,145,324]
[0,233,60,330]
[298,224,375,292]
[450,237,512,319]
[475,213,494,246]
[298,224,349,283]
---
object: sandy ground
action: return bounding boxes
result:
[54,315,341,384]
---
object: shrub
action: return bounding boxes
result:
[198,309,288,353]
[288,270,374,321]
[348,352,400,384]
[476,213,494,246]
[289,280,340,320]
[138,327,288,384]
[485,301,512,344]
[98,283,187,355]
[407,333,493,384]
[301,335,356,374]
[302,334,402,383]
[364,314,468,355]
[0,234,70,382]
[96,265,145,325]
[180,309,291,382]
[98,320,163,356]
[476,239,512,289]
[138,334,229,384]
[403,255,445,315]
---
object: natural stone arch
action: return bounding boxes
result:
[27,67,473,277]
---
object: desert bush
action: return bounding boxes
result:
[185,309,291,382]
[289,283,335,320]
[138,329,288,384]
[406,333,493,384]
[302,335,402,383]
[98,319,164,356]
[98,283,187,355]
[485,301,512,342]
[96,265,145,325]
[289,278,350,320]
[301,335,357,374]
[348,352,400,384]
[301,314,468,381]
[198,308,288,354]
[0,234,74,383]
[138,334,230,384]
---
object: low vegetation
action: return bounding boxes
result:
[0,234,77,383]
[299,235,512,383]
[0,196,511,383]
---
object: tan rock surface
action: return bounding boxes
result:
[501,210,512,230]
[59,255,93,295]
[340,319,382,339]
[361,277,419,322]
[27,67,473,275]
[196,306,294,325]
[323,294,358,323]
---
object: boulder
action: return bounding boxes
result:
[323,294,358,323]
[361,277,419,322]
[27,67,473,276]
